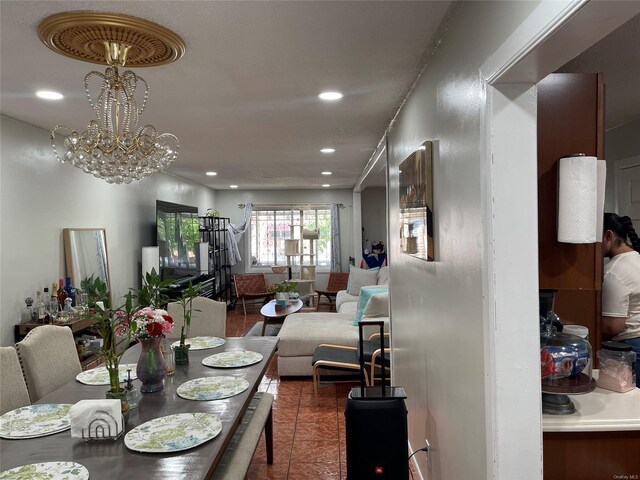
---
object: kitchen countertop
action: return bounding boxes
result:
[543,370,640,432]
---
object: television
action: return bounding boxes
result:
[156,200,200,281]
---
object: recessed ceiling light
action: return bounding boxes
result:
[36,90,63,100]
[320,148,335,154]
[322,184,331,188]
[206,171,217,176]
[229,185,238,189]
[321,171,332,175]
[318,91,343,101]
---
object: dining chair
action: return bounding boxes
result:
[232,274,274,317]
[0,346,31,414]
[315,272,349,311]
[15,325,82,402]
[166,296,227,339]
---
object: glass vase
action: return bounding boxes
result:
[174,344,190,365]
[136,337,167,393]
[105,389,130,425]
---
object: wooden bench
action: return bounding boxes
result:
[212,392,274,479]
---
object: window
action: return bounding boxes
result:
[248,206,332,270]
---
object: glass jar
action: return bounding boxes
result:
[596,341,636,393]
[540,325,595,394]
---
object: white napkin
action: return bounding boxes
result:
[70,399,123,439]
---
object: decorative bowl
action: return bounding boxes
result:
[271,266,288,274]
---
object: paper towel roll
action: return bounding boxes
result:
[557,156,598,243]
[596,160,607,237]
[142,246,160,279]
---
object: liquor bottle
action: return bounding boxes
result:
[36,290,45,323]
[51,282,58,301]
[43,287,50,323]
[21,297,35,324]
[64,277,76,306]
[57,278,68,309]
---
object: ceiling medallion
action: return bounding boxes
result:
[40,12,185,184]
[38,11,185,67]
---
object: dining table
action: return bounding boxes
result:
[0,336,278,479]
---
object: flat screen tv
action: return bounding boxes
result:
[156,200,200,281]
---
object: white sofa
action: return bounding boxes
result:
[277,267,389,376]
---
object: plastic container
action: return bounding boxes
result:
[596,341,637,393]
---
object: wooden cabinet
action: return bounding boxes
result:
[537,72,604,353]
[14,318,101,370]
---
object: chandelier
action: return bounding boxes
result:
[39,12,185,184]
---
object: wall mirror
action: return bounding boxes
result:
[63,228,111,305]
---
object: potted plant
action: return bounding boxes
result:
[174,282,202,365]
[133,268,172,309]
[86,292,135,416]
[269,280,298,307]
[80,274,110,309]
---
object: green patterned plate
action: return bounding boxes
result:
[176,376,250,401]
[0,461,89,480]
[124,413,222,453]
[0,404,72,439]
[76,364,138,385]
[202,350,263,368]
[171,336,226,350]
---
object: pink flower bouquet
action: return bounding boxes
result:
[130,307,174,338]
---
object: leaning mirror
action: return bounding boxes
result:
[63,228,111,306]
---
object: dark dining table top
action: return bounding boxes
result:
[0,336,278,479]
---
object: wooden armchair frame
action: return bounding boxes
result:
[232,273,274,317]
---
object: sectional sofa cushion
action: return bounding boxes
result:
[353,286,389,325]
[362,291,389,319]
[377,266,389,285]
[277,313,358,358]
[346,266,379,296]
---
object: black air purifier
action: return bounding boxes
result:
[345,321,408,479]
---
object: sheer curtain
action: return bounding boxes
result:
[330,203,342,272]
[226,202,253,266]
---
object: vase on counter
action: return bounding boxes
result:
[136,337,167,393]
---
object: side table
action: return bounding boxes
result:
[259,299,303,336]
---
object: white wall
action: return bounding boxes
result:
[361,187,387,253]
[214,188,354,290]
[0,115,216,346]
[604,117,640,211]
[385,2,542,479]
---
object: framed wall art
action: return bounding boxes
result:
[399,141,434,261]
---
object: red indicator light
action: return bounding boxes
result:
[375,466,384,474]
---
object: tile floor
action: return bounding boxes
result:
[225,304,416,480]
[226,306,356,479]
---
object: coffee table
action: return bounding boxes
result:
[259,299,303,335]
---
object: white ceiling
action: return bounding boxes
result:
[0,1,451,190]
[557,13,640,130]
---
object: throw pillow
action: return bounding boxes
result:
[362,291,389,318]
[377,266,389,285]
[353,286,388,326]
[346,266,379,296]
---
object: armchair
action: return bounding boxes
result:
[232,273,274,317]
[315,272,349,311]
